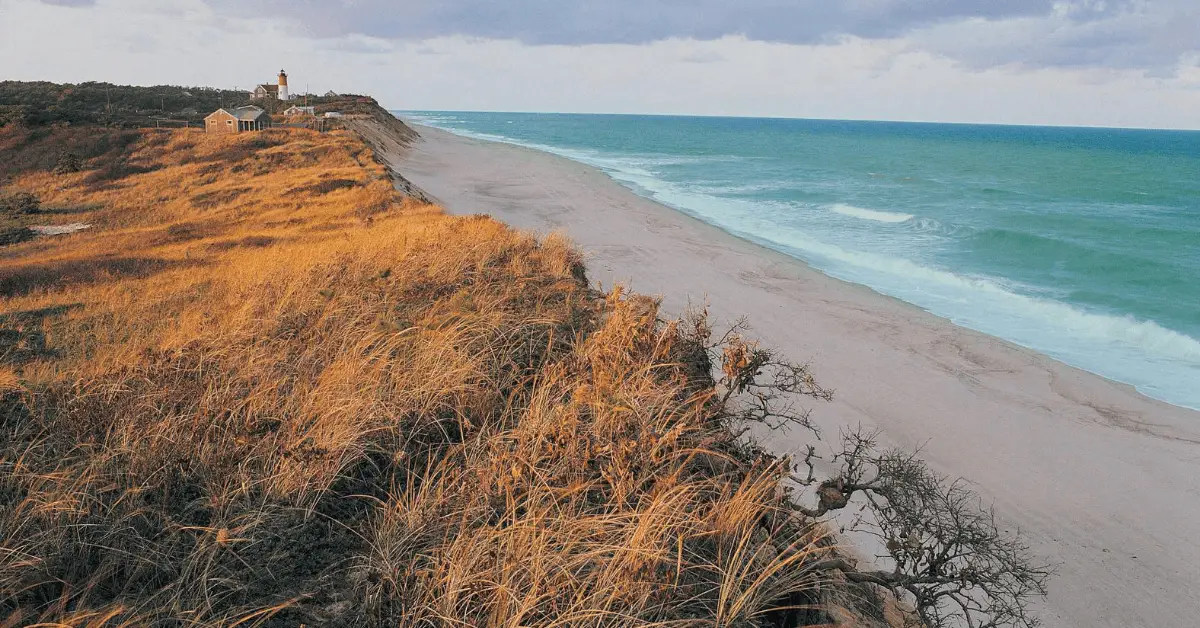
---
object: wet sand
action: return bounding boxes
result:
[372,121,1200,628]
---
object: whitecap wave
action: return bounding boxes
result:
[830,204,914,223]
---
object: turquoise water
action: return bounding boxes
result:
[402,112,1200,410]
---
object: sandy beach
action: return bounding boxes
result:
[371,122,1200,628]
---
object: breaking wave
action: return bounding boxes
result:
[830,204,915,223]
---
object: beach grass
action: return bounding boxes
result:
[0,125,855,626]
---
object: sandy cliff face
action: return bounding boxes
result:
[342,111,433,205]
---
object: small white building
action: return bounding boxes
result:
[284,106,317,116]
[324,112,344,119]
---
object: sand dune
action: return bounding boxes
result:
[379,123,1200,628]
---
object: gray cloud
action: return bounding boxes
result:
[913,0,1199,72]
[202,0,1054,45]
[36,0,1199,73]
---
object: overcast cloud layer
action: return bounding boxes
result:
[4,0,1200,128]
[36,0,1200,73]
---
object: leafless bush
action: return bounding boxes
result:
[691,310,1052,628]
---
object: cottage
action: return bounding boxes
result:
[324,112,344,119]
[284,106,317,116]
[250,69,291,101]
[204,106,272,134]
[250,84,278,100]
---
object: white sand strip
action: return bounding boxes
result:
[383,123,1200,628]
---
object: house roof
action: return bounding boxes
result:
[255,84,279,93]
[207,106,268,121]
[231,106,267,121]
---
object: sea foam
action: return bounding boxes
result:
[830,204,914,223]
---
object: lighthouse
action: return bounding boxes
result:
[278,69,290,102]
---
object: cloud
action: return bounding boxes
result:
[679,50,726,65]
[39,0,1198,76]
[186,0,1057,46]
[4,0,1199,128]
[912,0,1200,72]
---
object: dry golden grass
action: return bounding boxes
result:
[0,127,845,626]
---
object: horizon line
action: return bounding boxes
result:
[391,108,1200,133]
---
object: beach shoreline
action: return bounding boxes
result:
[372,121,1200,628]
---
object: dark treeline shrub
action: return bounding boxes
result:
[0,125,143,179]
[0,191,39,215]
[0,81,248,127]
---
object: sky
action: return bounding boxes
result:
[2,0,1199,129]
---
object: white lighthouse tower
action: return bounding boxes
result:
[277,69,290,101]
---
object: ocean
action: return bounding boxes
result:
[401,112,1200,411]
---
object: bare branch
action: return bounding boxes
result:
[700,320,1053,628]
